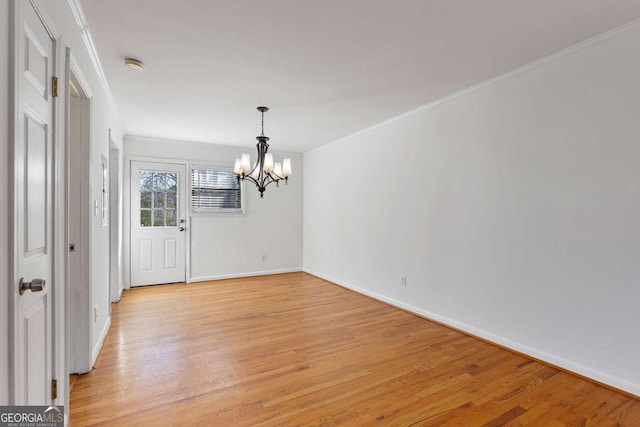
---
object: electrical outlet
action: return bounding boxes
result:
[401,276,407,287]
[94,306,98,322]
[261,254,267,262]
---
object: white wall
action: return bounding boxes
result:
[45,1,124,367]
[1,0,123,404]
[304,23,640,396]
[124,136,303,283]
[1,0,10,405]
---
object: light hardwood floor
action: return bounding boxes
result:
[69,272,639,426]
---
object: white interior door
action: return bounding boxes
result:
[130,161,186,286]
[13,0,55,404]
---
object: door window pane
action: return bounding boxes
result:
[153,209,164,227]
[165,209,176,226]
[139,171,153,190]
[140,191,152,209]
[153,174,165,192]
[166,174,177,190]
[139,171,178,227]
[140,209,152,227]
[153,191,166,209]
[166,189,177,208]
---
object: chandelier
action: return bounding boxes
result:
[233,106,292,198]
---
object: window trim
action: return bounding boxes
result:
[189,164,245,215]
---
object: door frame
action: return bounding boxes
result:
[109,133,121,302]
[65,51,93,375]
[124,156,191,288]
[8,0,66,408]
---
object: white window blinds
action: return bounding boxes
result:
[191,167,242,212]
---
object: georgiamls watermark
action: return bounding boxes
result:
[0,406,64,427]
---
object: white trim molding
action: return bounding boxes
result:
[304,269,640,398]
[92,316,111,367]
[191,268,302,283]
[66,0,117,113]
[305,18,640,157]
[69,52,93,98]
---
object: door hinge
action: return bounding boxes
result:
[52,76,58,98]
[51,379,58,400]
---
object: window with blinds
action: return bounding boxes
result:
[191,167,243,213]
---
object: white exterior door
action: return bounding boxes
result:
[12,0,55,404]
[130,161,187,286]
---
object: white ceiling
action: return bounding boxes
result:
[81,0,640,153]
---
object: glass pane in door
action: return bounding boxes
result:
[139,171,178,227]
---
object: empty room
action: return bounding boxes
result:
[1,0,640,425]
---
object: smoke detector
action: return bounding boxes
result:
[124,58,144,71]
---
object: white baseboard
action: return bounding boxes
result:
[304,268,640,397]
[92,316,111,367]
[110,286,123,303]
[190,268,302,283]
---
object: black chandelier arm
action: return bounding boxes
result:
[241,174,267,197]
[240,167,289,194]
[245,163,259,178]
[263,173,289,185]
[241,172,276,194]
[251,173,284,187]
[262,176,280,189]
[242,171,278,187]
[248,168,265,184]
[267,171,284,181]
[245,147,267,178]
[240,174,260,187]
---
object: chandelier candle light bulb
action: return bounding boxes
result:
[233,106,292,198]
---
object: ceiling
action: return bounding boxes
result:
[80,0,640,153]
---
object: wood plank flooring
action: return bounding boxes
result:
[69,272,639,426]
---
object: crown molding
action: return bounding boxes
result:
[67,0,118,113]
[305,18,640,156]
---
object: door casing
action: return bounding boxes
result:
[66,51,93,375]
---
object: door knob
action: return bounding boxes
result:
[19,278,46,295]
[179,227,186,232]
